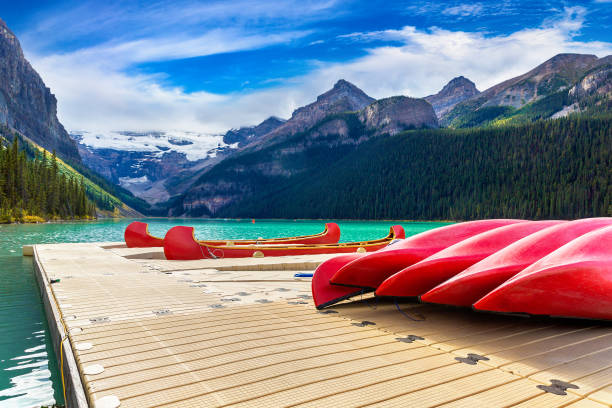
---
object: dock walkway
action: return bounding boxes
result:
[31,242,612,407]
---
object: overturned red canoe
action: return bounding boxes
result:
[164,225,405,260]
[474,225,612,320]
[124,221,164,247]
[422,218,612,307]
[312,253,367,309]
[125,221,341,248]
[376,220,563,298]
[329,219,524,290]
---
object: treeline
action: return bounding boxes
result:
[219,116,611,220]
[0,137,96,222]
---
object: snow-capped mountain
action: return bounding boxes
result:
[70,130,237,203]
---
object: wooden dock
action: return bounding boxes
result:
[30,242,612,407]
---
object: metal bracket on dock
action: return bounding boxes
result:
[396,335,424,343]
[455,353,490,365]
[153,309,172,316]
[209,304,225,309]
[352,320,376,327]
[90,316,110,324]
[288,301,308,305]
[537,379,579,395]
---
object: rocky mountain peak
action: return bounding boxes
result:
[439,76,478,97]
[425,76,480,118]
[223,115,286,146]
[249,80,374,149]
[0,18,80,160]
[315,79,375,108]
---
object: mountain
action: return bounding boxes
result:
[71,130,232,203]
[443,53,611,127]
[172,81,438,216]
[223,116,285,146]
[0,18,79,161]
[0,19,146,217]
[248,79,376,150]
[425,76,480,118]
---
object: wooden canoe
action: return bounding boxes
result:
[163,225,405,260]
[124,221,341,248]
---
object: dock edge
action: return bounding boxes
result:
[32,245,89,408]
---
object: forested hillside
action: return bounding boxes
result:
[0,137,96,222]
[0,126,146,221]
[219,116,611,220]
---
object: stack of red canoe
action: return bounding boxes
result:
[312,218,612,321]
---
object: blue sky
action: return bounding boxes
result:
[3,0,612,133]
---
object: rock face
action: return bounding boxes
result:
[223,116,285,146]
[0,18,79,160]
[251,79,375,149]
[360,96,438,134]
[568,57,612,99]
[425,76,480,117]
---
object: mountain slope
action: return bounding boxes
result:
[443,53,610,127]
[219,116,611,220]
[0,18,79,161]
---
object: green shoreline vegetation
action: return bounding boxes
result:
[0,136,96,223]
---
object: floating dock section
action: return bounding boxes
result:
[30,242,612,407]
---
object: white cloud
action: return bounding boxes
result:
[26,6,612,135]
[442,4,484,17]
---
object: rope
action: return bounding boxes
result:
[359,289,378,310]
[394,298,426,321]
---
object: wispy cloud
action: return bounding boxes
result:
[22,3,612,135]
[442,4,484,17]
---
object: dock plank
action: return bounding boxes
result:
[32,242,612,408]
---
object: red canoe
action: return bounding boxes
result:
[376,220,563,298]
[422,218,612,307]
[312,219,524,309]
[329,219,524,290]
[473,224,612,320]
[124,221,164,247]
[312,253,367,309]
[125,221,341,248]
[164,225,405,260]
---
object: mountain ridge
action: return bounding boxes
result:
[442,53,611,127]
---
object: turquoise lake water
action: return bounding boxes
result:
[0,218,448,407]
